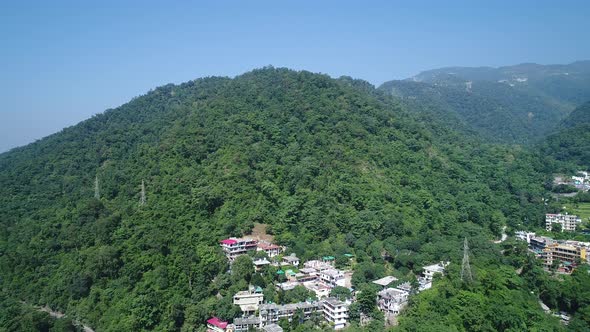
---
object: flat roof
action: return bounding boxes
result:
[372,276,398,286]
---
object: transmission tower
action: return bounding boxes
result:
[461,237,473,283]
[140,180,146,206]
[94,175,100,199]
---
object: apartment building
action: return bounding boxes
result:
[546,214,581,232]
[322,298,349,330]
[377,288,409,315]
[220,237,258,261]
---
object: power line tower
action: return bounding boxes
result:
[461,238,473,283]
[94,175,100,199]
[140,180,146,206]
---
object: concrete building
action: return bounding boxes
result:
[262,324,284,332]
[296,268,318,283]
[304,260,333,272]
[259,301,322,325]
[543,243,586,268]
[207,317,230,332]
[233,316,261,332]
[233,288,264,315]
[320,269,345,288]
[372,276,398,289]
[422,262,449,282]
[253,258,271,272]
[322,298,349,330]
[220,237,258,262]
[546,214,581,232]
[282,253,300,266]
[304,281,331,299]
[377,288,409,315]
[257,242,283,258]
[515,231,536,243]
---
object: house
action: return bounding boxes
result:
[257,242,283,258]
[372,276,398,288]
[515,231,536,243]
[320,269,345,288]
[220,237,258,262]
[207,317,230,332]
[322,297,349,330]
[296,268,318,283]
[253,258,271,272]
[304,281,331,299]
[282,253,300,266]
[377,288,409,315]
[546,214,581,232]
[277,281,300,291]
[304,260,333,272]
[233,316,261,332]
[233,288,264,315]
[422,262,449,282]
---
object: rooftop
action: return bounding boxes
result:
[207,317,228,329]
[372,276,398,287]
[263,324,284,332]
[378,287,408,300]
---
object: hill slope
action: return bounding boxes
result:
[541,101,590,168]
[0,68,556,331]
[380,61,590,144]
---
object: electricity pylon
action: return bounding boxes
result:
[461,238,473,283]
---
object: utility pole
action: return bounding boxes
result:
[94,175,100,199]
[461,238,473,283]
[140,180,146,206]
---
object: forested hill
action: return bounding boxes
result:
[541,101,590,168]
[378,79,562,144]
[0,68,558,331]
[379,61,590,145]
[411,61,590,108]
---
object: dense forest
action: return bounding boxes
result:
[379,61,590,145]
[0,66,588,331]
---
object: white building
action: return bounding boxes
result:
[257,242,283,258]
[233,288,264,315]
[259,301,322,325]
[422,262,449,282]
[377,288,409,315]
[220,237,258,262]
[322,298,349,330]
[303,281,331,299]
[304,260,333,272]
[320,269,345,288]
[233,316,261,332]
[546,214,581,232]
[282,253,300,266]
[515,231,536,243]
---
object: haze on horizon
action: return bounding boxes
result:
[1,0,589,153]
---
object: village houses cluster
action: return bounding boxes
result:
[206,237,449,331]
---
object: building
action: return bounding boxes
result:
[304,281,331,299]
[262,324,284,332]
[257,242,283,258]
[320,269,345,288]
[422,262,449,282]
[233,316,261,332]
[207,317,230,332]
[322,298,349,330]
[546,214,581,232]
[259,301,322,325]
[544,243,586,267]
[296,268,318,283]
[253,258,271,272]
[233,288,264,315]
[372,276,398,289]
[304,260,333,272]
[530,236,554,251]
[282,254,300,266]
[377,288,409,315]
[515,231,536,243]
[220,237,258,262]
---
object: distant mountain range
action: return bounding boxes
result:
[380,61,590,144]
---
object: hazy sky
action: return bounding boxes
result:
[1,0,589,153]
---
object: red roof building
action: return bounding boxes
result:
[207,317,229,332]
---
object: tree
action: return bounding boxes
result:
[232,255,254,283]
[330,286,352,300]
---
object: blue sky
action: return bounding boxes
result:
[1,0,589,153]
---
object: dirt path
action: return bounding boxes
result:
[28,303,95,332]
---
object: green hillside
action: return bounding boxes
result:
[380,61,590,145]
[0,68,574,331]
[541,101,590,169]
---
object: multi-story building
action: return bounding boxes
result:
[282,254,300,266]
[233,288,264,315]
[257,242,283,258]
[303,281,331,299]
[296,268,318,283]
[220,237,258,262]
[377,288,409,316]
[543,243,586,267]
[546,214,581,232]
[233,316,261,332]
[259,301,322,325]
[322,298,349,330]
[319,269,345,288]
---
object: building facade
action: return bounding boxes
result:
[546,214,581,232]
[220,237,258,261]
